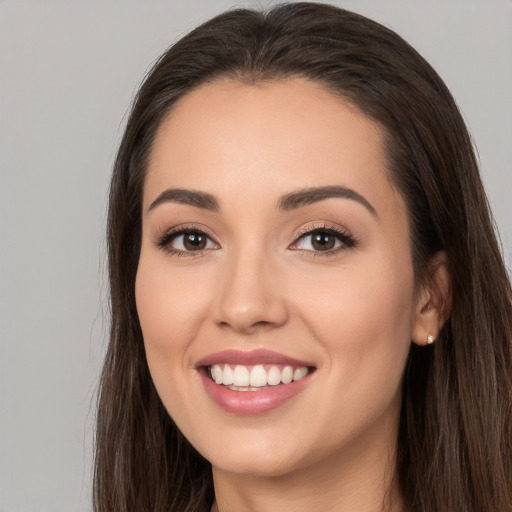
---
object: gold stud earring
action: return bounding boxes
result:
[427,334,435,345]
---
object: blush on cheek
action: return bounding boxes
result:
[312,264,413,387]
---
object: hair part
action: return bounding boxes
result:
[95,3,512,511]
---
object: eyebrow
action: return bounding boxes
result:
[148,188,220,213]
[278,185,378,217]
[147,185,377,217]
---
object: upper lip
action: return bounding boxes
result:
[196,349,314,368]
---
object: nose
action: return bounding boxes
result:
[212,250,289,334]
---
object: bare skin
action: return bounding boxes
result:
[136,78,449,512]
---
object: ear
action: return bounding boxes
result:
[411,251,451,346]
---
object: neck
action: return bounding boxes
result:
[211,416,404,512]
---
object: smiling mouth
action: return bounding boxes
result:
[207,364,314,391]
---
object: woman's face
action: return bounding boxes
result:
[136,79,420,477]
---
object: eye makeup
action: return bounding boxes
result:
[289,222,358,257]
[154,220,358,259]
[155,224,219,257]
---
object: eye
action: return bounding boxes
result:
[157,228,219,254]
[290,226,356,253]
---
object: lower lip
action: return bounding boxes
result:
[199,369,312,415]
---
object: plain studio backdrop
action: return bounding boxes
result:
[0,1,510,511]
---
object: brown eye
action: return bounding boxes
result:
[290,227,356,254]
[311,232,336,251]
[183,232,207,251]
[160,229,219,254]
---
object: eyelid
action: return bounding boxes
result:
[155,224,220,255]
[154,221,357,257]
[289,222,358,253]
[293,221,351,238]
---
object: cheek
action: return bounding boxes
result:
[134,256,215,440]
[295,255,415,399]
[135,254,207,351]
[134,252,209,405]
[136,265,177,359]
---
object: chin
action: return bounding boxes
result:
[210,450,306,478]
[199,423,354,481]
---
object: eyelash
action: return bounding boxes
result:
[156,225,218,257]
[156,223,358,257]
[291,223,358,257]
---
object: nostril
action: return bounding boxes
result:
[253,320,272,327]
[216,319,277,333]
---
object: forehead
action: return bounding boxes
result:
[144,78,401,220]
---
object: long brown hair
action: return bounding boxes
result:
[94,3,512,511]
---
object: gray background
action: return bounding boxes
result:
[1,1,510,511]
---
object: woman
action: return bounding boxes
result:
[94,3,512,511]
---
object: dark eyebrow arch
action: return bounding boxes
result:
[278,185,378,217]
[147,188,220,213]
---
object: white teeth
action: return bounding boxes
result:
[293,367,308,381]
[232,365,250,386]
[267,365,281,386]
[212,365,223,385]
[281,366,293,384]
[209,364,310,388]
[249,365,267,387]
[222,365,234,385]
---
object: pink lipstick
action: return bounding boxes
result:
[196,349,315,415]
